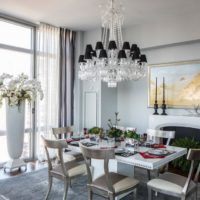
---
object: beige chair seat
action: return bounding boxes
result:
[51,160,86,178]
[52,127,84,163]
[92,172,139,194]
[80,143,139,199]
[147,149,200,200]
[148,172,196,195]
[63,150,83,162]
[42,136,87,200]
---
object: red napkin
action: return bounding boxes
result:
[139,152,165,159]
[152,144,166,148]
[66,138,80,143]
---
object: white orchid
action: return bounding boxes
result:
[0,73,43,106]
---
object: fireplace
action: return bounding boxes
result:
[162,126,200,143]
[149,115,200,143]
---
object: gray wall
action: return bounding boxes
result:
[117,18,200,134]
[101,82,117,130]
[77,16,200,133]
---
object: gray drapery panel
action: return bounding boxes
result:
[59,28,76,127]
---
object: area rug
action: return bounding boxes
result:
[0,168,199,200]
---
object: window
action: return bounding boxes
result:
[0,18,35,163]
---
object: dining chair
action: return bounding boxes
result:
[80,142,139,200]
[147,148,200,200]
[52,127,83,162]
[146,129,175,145]
[42,136,86,200]
[145,129,176,179]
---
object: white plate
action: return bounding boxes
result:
[148,149,168,156]
[115,148,124,153]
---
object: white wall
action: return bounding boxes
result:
[78,16,200,134]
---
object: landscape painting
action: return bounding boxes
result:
[148,60,200,108]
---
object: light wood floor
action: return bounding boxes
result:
[0,161,47,179]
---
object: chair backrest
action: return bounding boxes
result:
[52,126,73,139]
[146,129,175,145]
[80,143,115,192]
[182,149,200,194]
[41,135,68,177]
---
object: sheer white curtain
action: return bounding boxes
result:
[36,23,60,159]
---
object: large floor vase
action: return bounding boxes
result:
[4,101,27,172]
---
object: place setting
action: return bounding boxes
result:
[139,146,176,159]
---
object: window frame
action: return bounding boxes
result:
[0,14,38,160]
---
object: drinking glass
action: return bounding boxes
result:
[107,138,115,148]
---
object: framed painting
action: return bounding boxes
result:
[148,60,200,108]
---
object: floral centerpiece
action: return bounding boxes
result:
[0,73,43,106]
[88,126,104,139]
[107,112,123,140]
[124,130,140,146]
[124,130,140,140]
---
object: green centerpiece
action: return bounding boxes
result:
[88,127,104,138]
[124,130,140,140]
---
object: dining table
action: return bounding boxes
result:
[66,138,187,180]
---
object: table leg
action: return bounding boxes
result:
[116,162,135,200]
[147,169,151,180]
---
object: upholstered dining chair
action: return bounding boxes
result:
[80,142,139,200]
[42,136,86,200]
[146,129,176,179]
[147,148,200,200]
[52,127,83,162]
[146,129,175,145]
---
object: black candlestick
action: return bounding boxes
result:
[161,77,167,115]
[153,101,159,115]
[153,77,159,115]
[161,101,167,115]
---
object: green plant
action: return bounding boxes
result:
[107,112,120,129]
[88,127,102,135]
[124,130,140,140]
[107,127,123,138]
[172,137,200,172]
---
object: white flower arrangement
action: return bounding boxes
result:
[0,73,44,107]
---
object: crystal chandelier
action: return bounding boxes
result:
[78,0,147,88]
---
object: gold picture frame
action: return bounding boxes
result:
[148,60,200,108]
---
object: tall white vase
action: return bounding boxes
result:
[4,101,27,171]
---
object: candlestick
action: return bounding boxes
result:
[155,77,157,101]
[161,77,167,115]
[163,77,165,101]
[153,77,159,115]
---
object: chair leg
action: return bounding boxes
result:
[147,170,151,180]
[88,188,92,200]
[148,188,152,200]
[133,188,137,199]
[195,188,198,200]
[45,176,53,200]
[109,193,114,200]
[63,179,69,200]
[69,178,72,188]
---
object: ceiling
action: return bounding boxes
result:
[0,0,200,30]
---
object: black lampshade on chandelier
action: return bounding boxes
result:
[78,0,147,87]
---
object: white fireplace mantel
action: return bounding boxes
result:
[149,115,200,130]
